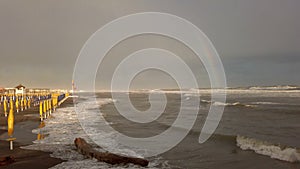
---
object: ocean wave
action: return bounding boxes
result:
[236,135,300,163]
[22,98,172,169]
[200,99,212,104]
[212,101,255,108]
[248,85,300,91]
[199,99,256,108]
[250,102,281,105]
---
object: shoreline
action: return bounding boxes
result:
[0,97,73,168]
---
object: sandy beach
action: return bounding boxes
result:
[0,98,73,168]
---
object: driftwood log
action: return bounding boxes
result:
[74,138,149,167]
[0,156,15,166]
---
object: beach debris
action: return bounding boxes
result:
[74,138,149,167]
[0,156,15,166]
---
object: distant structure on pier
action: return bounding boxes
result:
[15,84,26,95]
[0,84,69,96]
[0,84,27,95]
[0,84,54,95]
[27,88,50,94]
[4,88,16,95]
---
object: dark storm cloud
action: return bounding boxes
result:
[0,0,299,89]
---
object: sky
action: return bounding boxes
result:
[0,0,299,89]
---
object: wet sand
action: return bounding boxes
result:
[0,99,73,168]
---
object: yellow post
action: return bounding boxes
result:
[24,97,27,110]
[4,98,7,117]
[7,108,14,136]
[46,99,49,117]
[9,97,13,112]
[43,100,47,119]
[48,99,51,116]
[27,97,31,108]
[46,99,49,111]
[49,99,52,115]
[52,97,54,108]
[20,98,24,111]
[7,106,16,150]
[37,122,45,140]
[55,98,57,110]
[15,98,19,113]
[39,101,43,121]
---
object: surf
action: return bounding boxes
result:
[236,135,300,163]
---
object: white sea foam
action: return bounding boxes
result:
[212,101,254,107]
[21,97,170,168]
[183,93,196,97]
[251,102,281,105]
[236,135,300,162]
[200,99,256,108]
[80,88,300,97]
[200,99,211,104]
[21,105,93,161]
[184,97,190,101]
[249,85,299,90]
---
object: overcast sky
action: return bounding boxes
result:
[0,0,299,89]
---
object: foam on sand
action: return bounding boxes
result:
[236,135,300,162]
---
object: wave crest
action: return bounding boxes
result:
[236,135,300,162]
[249,85,300,91]
[213,101,255,108]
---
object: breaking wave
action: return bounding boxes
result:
[201,99,296,108]
[236,135,300,163]
[200,99,211,104]
[21,97,173,169]
[250,102,281,105]
[213,101,255,107]
[248,85,300,91]
[200,100,255,108]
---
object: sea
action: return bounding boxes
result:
[22,86,300,169]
